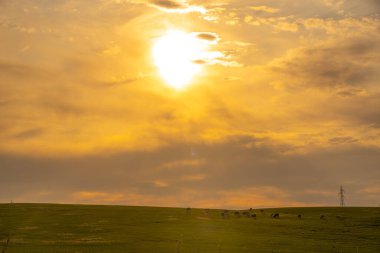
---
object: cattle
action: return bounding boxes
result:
[320,215,326,220]
[273,213,280,219]
[251,213,257,219]
[234,211,241,217]
[242,211,250,217]
[220,210,229,219]
[186,207,191,215]
[297,214,302,219]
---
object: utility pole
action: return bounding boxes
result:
[339,185,345,207]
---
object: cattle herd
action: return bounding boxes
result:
[185,208,341,221]
[220,209,286,219]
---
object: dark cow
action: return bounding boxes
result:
[273,213,280,219]
[297,214,302,219]
[251,213,257,219]
[320,215,326,220]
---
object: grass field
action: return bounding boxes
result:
[0,204,379,253]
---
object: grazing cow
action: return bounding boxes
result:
[186,207,191,215]
[242,211,250,217]
[234,211,241,217]
[273,213,280,219]
[249,208,253,212]
[251,213,257,219]
[320,215,325,220]
[297,214,302,219]
[260,209,265,214]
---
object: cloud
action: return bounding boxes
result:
[148,0,206,14]
[244,16,299,32]
[335,87,367,98]
[323,0,380,15]
[12,128,45,140]
[250,6,280,14]
[2,139,380,207]
[194,32,220,43]
[192,51,243,67]
[180,174,206,182]
[359,185,380,195]
[0,61,44,78]
[329,136,358,145]
[301,17,379,36]
[72,191,127,203]
[157,159,204,170]
[268,34,380,89]
[335,93,380,128]
[100,76,143,87]
[153,180,169,188]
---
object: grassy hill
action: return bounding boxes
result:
[0,204,379,253]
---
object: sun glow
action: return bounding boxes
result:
[153,30,207,89]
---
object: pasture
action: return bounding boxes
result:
[0,204,379,253]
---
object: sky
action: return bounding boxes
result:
[0,0,379,208]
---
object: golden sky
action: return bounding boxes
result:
[0,0,380,208]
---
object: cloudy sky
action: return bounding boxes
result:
[1,0,379,208]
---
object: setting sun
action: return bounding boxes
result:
[153,30,207,89]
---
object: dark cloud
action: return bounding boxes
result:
[342,0,380,16]
[13,128,45,140]
[100,77,142,87]
[1,137,379,207]
[0,99,12,107]
[151,0,184,9]
[0,62,37,77]
[195,32,220,42]
[335,88,366,98]
[271,35,380,89]
[149,0,205,13]
[337,93,380,128]
[329,137,358,144]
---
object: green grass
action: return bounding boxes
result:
[0,204,379,253]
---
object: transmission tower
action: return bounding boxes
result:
[339,185,345,207]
